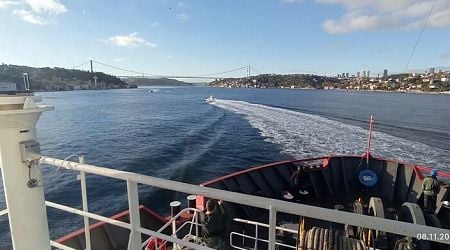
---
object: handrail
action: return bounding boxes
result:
[45,201,212,250]
[0,209,7,217]
[140,207,201,247]
[232,218,298,250]
[230,232,296,250]
[233,218,298,234]
[40,156,450,245]
[50,240,77,250]
[175,218,201,236]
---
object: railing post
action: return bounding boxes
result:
[127,181,142,250]
[195,210,199,237]
[254,224,259,249]
[170,201,181,249]
[268,206,277,250]
[78,155,91,250]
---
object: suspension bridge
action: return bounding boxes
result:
[73,60,259,80]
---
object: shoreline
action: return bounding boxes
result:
[207,86,450,95]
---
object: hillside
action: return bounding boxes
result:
[0,64,128,91]
[125,78,193,86]
[209,74,339,89]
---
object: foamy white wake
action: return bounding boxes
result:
[211,99,450,169]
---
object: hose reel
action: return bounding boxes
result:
[397,202,431,250]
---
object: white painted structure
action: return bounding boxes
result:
[0,95,53,249]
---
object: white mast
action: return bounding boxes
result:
[0,94,53,249]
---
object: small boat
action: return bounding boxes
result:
[205,95,215,103]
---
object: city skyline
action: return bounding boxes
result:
[1,0,450,78]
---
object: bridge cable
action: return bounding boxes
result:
[193,66,250,77]
[91,59,251,78]
[73,61,90,69]
[92,60,162,76]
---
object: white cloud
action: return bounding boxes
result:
[176,13,190,21]
[150,22,160,27]
[113,58,124,62]
[316,0,450,34]
[1,0,66,25]
[178,2,191,9]
[101,32,158,48]
[166,55,174,59]
[26,0,66,14]
[12,9,47,25]
[0,0,20,8]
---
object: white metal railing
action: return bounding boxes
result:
[45,154,211,250]
[230,218,297,250]
[50,240,76,250]
[45,201,211,250]
[0,209,7,217]
[39,155,450,249]
[141,207,202,248]
[230,232,296,250]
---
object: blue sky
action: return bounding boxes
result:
[1,0,450,78]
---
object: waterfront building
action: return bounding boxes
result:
[0,82,17,91]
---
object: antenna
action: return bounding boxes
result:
[22,73,30,91]
[365,114,374,164]
[403,0,437,72]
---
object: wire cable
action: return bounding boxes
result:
[92,60,162,76]
[194,66,249,77]
[75,58,252,78]
[403,0,437,72]
[73,61,90,69]
[92,59,251,78]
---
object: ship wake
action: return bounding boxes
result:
[211,99,450,169]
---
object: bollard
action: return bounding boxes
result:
[187,195,196,214]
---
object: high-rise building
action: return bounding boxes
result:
[367,71,370,78]
[383,69,388,78]
[429,68,435,74]
[357,72,360,78]
[363,71,366,78]
[346,73,349,77]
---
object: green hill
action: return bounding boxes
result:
[0,64,127,91]
[209,74,339,89]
